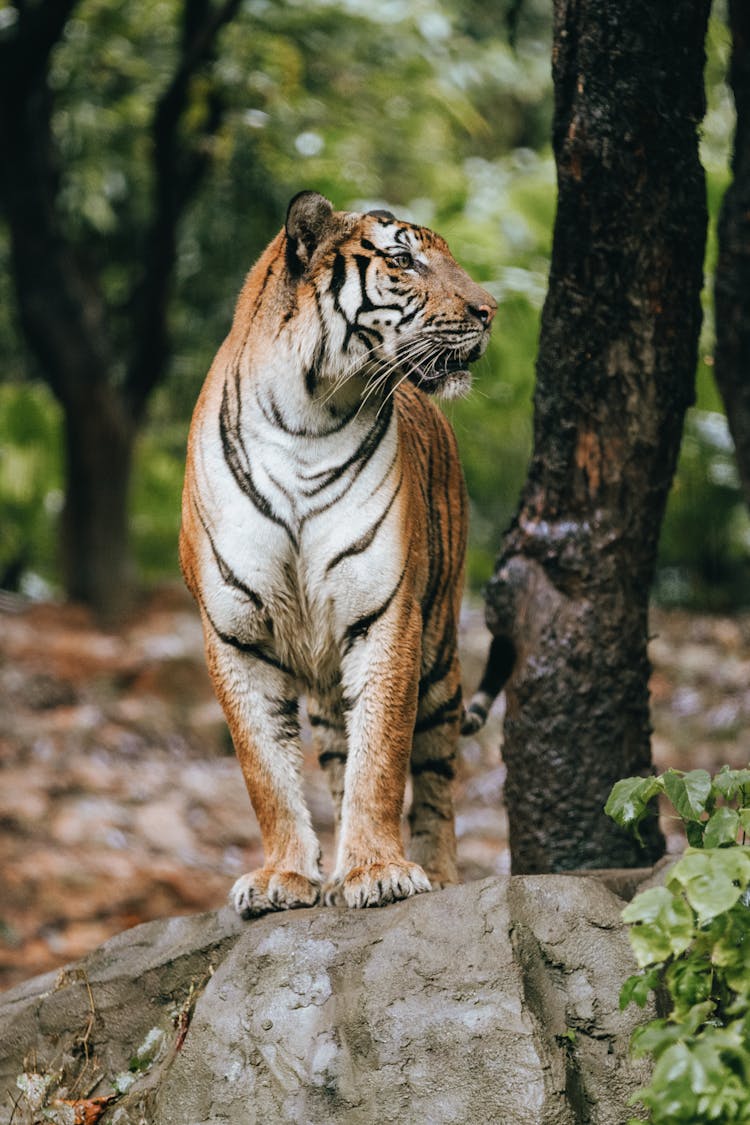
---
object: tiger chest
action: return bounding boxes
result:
[202,409,410,689]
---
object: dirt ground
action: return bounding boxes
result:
[1,586,749,991]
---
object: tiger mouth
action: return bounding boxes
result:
[405,346,480,393]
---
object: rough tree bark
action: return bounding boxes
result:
[0,0,241,620]
[714,0,750,507]
[486,0,711,873]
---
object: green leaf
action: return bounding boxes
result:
[665,958,713,1018]
[622,886,675,925]
[662,768,712,822]
[669,849,710,885]
[679,1000,716,1038]
[739,808,750,835]
[685,820,705,847]
[623,887,695,967]
[683,871,742,922]
[713,767,750,801]
[671,847,750,920]
[620,968,660,1010]
[630,1018,683,1059]
[709,845,750,886]
[703,806,740,848]
[605,776,663,842]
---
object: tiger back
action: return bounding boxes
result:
[180,191,497,915]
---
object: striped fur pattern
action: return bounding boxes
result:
[180,191,497,916]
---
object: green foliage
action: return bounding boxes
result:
[606,767,750,1124]
[0,382,187,591]
[130,422,187,582]
[0,3,746,605]
[655,410,750,609]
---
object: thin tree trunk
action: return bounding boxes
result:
[60,386,137,623]
[714,0,750,506]
[486,0,710,873]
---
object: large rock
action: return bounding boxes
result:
[0,876,651,1124]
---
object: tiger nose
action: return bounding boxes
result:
[470,301,497,326]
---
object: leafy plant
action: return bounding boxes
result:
[606,767,750,1124]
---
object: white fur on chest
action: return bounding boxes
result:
[194,370,404,689]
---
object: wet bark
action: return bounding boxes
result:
[486,0,710,872]
[714,1,750,508]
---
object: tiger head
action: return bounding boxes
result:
[284,191,497,401]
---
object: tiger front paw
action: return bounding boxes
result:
[325,861,431,909]
[231,868,321,919]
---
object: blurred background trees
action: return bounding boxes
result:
[0,0,746,616]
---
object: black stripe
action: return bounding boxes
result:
[319,749,348,768]
[343,560,408,654]
[414,685,463,735]
[251,259,275,316]
[219,373,297,547]
[285,233,303,277]
[195,499,264,610]
[410,799,452,821]
[271,697,298,717]
[325,468,403,574]
[267,696,300,740]
[217,631,292,674]
[341,691,360,713]
[258,385,359,440]
[418,635,457,699]
[310,714,345,731]
[301,398,393,498]
[465,702,488,721]
[200,595,294,677]
[411,756,456,781]
[353,255,376,313]
[330,252,347,302]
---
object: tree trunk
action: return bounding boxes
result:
[60,385,137,623]
[486,0,710,873]
[714,0,750,507]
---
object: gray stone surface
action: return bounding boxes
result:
[0,876,652,1125]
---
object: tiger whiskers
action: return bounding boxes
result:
[359,340,437,415]
[361,345,429,404]
[316,338,391,408]
[373,338,459,416]
[315,332,466,419]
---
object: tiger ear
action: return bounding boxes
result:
[285,191,335,275]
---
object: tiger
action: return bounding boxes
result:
[180,190,498,917]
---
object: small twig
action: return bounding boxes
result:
[7,1089,22,1125]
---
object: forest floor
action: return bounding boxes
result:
[1,585,749,991]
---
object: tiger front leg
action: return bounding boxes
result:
[326,601,431,909]
[205,633,322,918]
